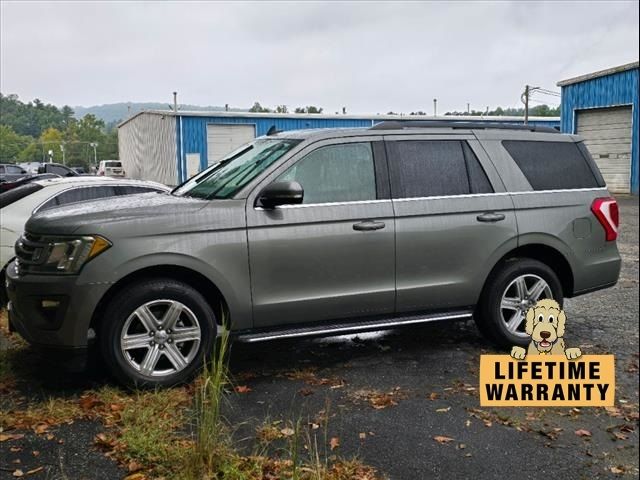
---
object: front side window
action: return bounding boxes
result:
[277,143,376,204]
[174,139,301,199]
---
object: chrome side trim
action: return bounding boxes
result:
[391,187,608,203]
[255,199,391,210]
[237,312,472,343]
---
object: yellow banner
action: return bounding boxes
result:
[479,355,615,407]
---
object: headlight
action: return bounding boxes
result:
[18,235,111,274]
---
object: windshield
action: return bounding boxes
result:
[174,138,301,199]
[105,161,122,168]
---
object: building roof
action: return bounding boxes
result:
[557,61,639,87]
[118,109,559,128]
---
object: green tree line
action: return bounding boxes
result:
[0,93,118,168]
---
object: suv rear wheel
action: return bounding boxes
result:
[100,279,216,388]
[476,258,562,348]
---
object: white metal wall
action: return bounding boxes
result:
[118,114,178,185]
[206,124,256,165]
[577,106,632,193]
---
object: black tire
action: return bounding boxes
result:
[99,278,216,389]
[475,258,563,348]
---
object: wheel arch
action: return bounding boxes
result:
[482,242,575,300]
[90,265,231,334]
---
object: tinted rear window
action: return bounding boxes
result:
[0,183,44,208]
[387,140,493,198]
[502,140,604,190]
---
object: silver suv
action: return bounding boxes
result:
[6,122,621,388]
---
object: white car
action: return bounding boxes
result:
[98,160,125,177]
[0,177,170,302]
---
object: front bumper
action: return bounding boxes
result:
[5,260,112,349]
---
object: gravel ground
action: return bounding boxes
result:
[1,195,638,480]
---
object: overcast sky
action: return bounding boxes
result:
[1,1,638,114]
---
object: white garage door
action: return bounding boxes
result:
[576,106,632,193]
[206,124,256,166]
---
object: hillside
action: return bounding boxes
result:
[73,102,247,124]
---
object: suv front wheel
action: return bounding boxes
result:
[476,258,563,348]
[100,279,216,388]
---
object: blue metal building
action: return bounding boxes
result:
[558,61,639,194]
[118,111,560,185]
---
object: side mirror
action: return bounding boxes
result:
[257,181,304,209]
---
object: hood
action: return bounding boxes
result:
[26,193,211,236]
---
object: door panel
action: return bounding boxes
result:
[386,136,518,312]
[246,138,395,328]
[247,201,395,326]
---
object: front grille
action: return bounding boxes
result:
[15,233,49,266]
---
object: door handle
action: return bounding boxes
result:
[353,221,386,231]
[476,212,506,223]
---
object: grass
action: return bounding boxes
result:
[0,310,381,479]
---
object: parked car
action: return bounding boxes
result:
[5,122,621,388]
[0,177,170,306]
[0,164,30,184]
[98,160,125,177]
[71,166,87,174]
[0,173,61,193]
[19,162,43,175]
[37,163,80,177]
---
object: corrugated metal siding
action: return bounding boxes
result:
[119,113,177,185]
[560,67,639,194]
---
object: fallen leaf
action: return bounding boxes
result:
[436,407,451,413]
[234,385,252,394]
[330,437,340,450]
[613,432,629,441]
[10,447,21,453]
[33,423,49,435]
[280,428,295,437]
[610,466,625,474]
[0,433,25,442]
[298,388,314,397]
[124,474,146,480]
[128,460,144,472]
[79,395,103,411]
[26,467,43,475]
[457,443,466,450]
[428,392,440,401]
[12,470,24,478]
[575,429,592,437]
[433,435,455,444]
[31,451,39,457]
[359,432,366,440]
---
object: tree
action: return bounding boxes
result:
[275,105,288,113]
[294,106,323,114]
[249,102,271,113]
[40,127,65,163]
[0,125,32,162]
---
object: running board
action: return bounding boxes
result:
[234,310,473,343]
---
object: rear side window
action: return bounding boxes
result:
[39,185,117,211]
[387,140,493,198]
[502,140,604,190]
[0,183,44,208]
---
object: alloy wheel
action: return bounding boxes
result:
[499,274,552,339]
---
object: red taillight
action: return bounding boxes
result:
[591,197,619,241]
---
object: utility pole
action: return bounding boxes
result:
[173,92,178,113]
[90,142,98,167]
[433,98,437,117]
[467,103,470,114]
[521,85,540,125]
[60,144,65,165]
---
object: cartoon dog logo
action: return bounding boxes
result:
[511,298,582,360]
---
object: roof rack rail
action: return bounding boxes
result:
[369,120,560,134]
